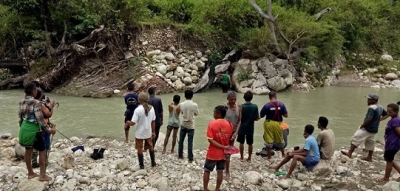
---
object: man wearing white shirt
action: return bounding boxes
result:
[178,90,199,162]
[125,92,157,169]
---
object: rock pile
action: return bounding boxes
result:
[0,133,397,191]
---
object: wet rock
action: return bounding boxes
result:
[245,171,263,185]
[1,133,12,139]
[18,178,48,191]
[383,181,399,191]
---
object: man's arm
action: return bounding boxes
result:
[316,134,322,149]
[159,99,163,125]
[126,109,139,126]
[236,104,242,133]
[194,104,199,116]
[18,101,23,127]
[151,120,156,137]
[281,104,288,118]
[208,139,229,149]
[360,108,374,128]
[255,105,260,121]
[380,109,389,121]
[260,105,266,118]
[33,102,51,133]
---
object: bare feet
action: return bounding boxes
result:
[170,149,174,154]
[124,140,129,143]
[239,158,244,162]
[224,173,231,181]
[262,156,271,160]
[39,175,52,182]
[246,158,251,162]
[377,178,389,183]
[361,157,372,162]
[28,173,39,179]
[162,149,166,154]
[340,151,351,158]
[269,165,278,171]
[279,175,289,179]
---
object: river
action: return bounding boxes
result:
[0,87,398,150]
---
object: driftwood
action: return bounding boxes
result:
[0,74,27,90]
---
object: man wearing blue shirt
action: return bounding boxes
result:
[269,125,320,179]
[124,83,139,143]
[260,91,288,159]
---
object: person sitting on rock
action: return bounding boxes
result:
[162,94,181,154]
[316,116,335,160]
[378,103,400,183]
[269,125,320,179]
[203,105,233,191]
[341,94,388,162]
[18,82,55,181]
[125,92,157,169]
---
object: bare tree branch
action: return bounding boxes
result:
[315,7,332,21]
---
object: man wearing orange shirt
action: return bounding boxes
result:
[203,105,233,191]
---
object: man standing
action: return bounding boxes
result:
[220,71,232,93]
[123,83,139,143]
[224,91,241,179]
[178,90,199,163]
[203,105,233,191]
[260,91,288,159]
[269,125,320,179]
[148,87,163,147]
[316,116,335,160]
[125,92,157,169]
[235,91,259,162]
[341,94,388,161]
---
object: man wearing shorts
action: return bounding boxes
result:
[125,92,156,169]
[269,125,320,179]
[203,105,233,191]
[260,91,288,159]
[341,94,388,162]
[123,83,139,143]
[235,91,259,162]
[19,82,55,181]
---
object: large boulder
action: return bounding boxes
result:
[383,181,400,191]
[257,58,277,78]
[18,178,48,191]
[384,73,398,80]
[381,54,394,61]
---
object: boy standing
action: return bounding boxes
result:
[203,105,233,191]
[124,83,139,143]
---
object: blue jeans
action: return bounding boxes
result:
[178,126,195,161]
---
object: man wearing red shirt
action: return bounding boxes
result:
[203,105,233,191]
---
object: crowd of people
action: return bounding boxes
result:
[17,81,400,189]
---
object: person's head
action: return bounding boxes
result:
[387,103,399,118]
[243,91,253,102]
[138,92,151,116]
[365,93,379,105]
[214,105,228,119]
[269,91,277,100]
[317,116,329,129]
[31,81,40,89]
[34,89,43,101]
[148,87,156,95]
[24,82,37,97]
[303,124,314,138]
[184,90,194,99]
[173,95,180,104]
[127,83,135,91]
[227,91,237,104]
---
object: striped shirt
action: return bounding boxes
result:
[18,96,50,132]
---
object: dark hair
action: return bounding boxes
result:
[34,89,43,100]
[184,90,193,99]
[318,116,329,128]
[148,87,156,95]
[31,81,40,88]
[397,101,400,105]
[304,125,314,135]
[269,91,277,99]
[127,83,135,91]
[24,82,37,95]
[243,91,253,101]
[214,105,228,118]
[388,103,399,113]
[173,95,181,104]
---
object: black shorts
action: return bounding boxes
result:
[167,125,179,130]
[204,159,226,172]
[237,134,254,145]
[384,150,399,162]
[26,132,45,152]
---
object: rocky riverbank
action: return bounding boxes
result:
[0,133,399,191]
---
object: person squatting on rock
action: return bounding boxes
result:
[378,103,400,183]
[148,87,164,148]
[203,105,233,191]
[31,81,56,168]
[163,95,181,154]
[223,91,241,180]
[236,91,259,162]
[123,83,139,143]
[316,116,335,160]
[18,82,55,181]
[178,90,199,162]
[269,125,320,179]
[341,93,388,161]
[125,92,157,169]
[260,91,288,159]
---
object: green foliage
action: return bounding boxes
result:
[0,69,12,81]
[31,58,55,76]
[236,70,252,82]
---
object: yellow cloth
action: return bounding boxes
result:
[263,120,284,144]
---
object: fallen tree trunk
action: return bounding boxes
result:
[0,74,27,90]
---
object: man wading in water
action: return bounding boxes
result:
[162,95,181,154]
[341,94,388,162]
[123,83,138,143]
[148,87,163,148]
[260,91,288,159]
[220,71,232,93]
[19,82,55,181]
[224,91,241,180]
[125,92,157,169]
